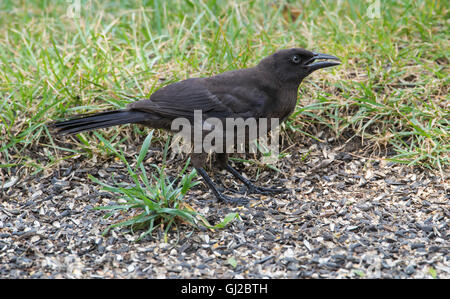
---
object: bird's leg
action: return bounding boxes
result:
[196,167,249,205]
[216,153,287,195]
[224,163,287,195]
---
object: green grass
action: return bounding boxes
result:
[88,132,239,241]
[0,1,448,176]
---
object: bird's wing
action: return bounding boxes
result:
[127,77,269,120]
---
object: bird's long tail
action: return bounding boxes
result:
[49,109,150,135]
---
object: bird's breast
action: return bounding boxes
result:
[271,88,298,122]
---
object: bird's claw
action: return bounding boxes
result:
[218,194,250,205]
[246,185,288,195]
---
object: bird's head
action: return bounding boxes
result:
[259,48,340,84]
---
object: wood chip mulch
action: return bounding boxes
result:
[1,138,449,278]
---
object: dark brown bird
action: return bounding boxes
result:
[50,48,340,204]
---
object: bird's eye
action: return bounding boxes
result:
[291,55,301,64]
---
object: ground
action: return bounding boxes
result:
[1,134,448,278]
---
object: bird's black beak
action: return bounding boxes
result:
[304,52,341,73]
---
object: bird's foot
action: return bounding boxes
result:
[223,164,287,196]
[217,193,250,205]
[246,184,288,195]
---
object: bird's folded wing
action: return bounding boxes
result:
[127,78,267,120]
[127,78,234,120]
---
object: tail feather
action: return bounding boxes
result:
[49,109,150,135]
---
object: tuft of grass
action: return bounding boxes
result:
[89,131,239,242]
